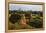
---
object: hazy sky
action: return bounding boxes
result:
[9,4,43,11]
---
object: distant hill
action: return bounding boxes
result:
[9,10,43,14]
